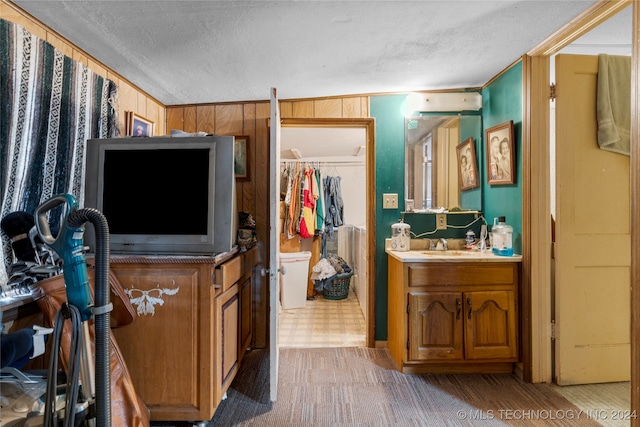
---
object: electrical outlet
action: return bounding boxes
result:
[383,193,398,209]
[436,213,447,230]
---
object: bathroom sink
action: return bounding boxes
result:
[386,246,521,263]
[421,250,483,257]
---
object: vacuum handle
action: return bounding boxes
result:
[35,194,74,246]
[35,194,93,321]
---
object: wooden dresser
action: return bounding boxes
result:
[110,246,258,423]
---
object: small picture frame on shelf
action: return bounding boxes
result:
[456,137,479,191]
[126,112,154,137]
[485,120,515,185]
[234,136,249,180]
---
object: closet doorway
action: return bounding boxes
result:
[277,118,375,349]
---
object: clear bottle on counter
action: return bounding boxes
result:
[491,216,513,256]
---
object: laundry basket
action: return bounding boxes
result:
[323,271,353,300]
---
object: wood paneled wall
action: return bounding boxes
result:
[1,0,165,136]
[3,0,371,350]
[166,96,369,347]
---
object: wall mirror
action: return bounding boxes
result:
[405,116,459,210]
[405,115,482,212]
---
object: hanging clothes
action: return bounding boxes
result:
[299,167,317,238]
[324,175,345,229]
[281,164,293,238]
[280,162,345,240]
[282,162,303,239]
[315,168,325,233]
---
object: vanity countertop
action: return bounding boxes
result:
[386,248,522,263]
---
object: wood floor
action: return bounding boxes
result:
[551,381,631,427]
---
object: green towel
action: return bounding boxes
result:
[597,54,631,156]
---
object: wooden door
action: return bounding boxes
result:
[269,87,282,401]
[408,292,463,361]
[554,54,630,384]
[464,290,517,360]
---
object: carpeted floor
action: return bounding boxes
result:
[153,347,609,427]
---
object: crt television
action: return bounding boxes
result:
[84,136,237,255]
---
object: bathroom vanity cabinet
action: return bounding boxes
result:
[110,246,257,422]
[387,251,520,374]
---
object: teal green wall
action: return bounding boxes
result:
[371,94,406,341]
[370,68,523,341]
[481,62,523,254]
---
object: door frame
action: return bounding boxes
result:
[279,117,376,347]
[525,0,637,420]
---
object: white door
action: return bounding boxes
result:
[269,87,281,400]
[554,54,630,385]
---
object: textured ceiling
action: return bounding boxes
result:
[12,1,630,106]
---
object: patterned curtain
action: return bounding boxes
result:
[0,19,120,284]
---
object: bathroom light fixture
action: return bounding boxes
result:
[405,92,482,113]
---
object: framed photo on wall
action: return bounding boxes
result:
[126,112,154,137]
[456,137,479,191]
[485,120,515,185]
[234,136,249,180]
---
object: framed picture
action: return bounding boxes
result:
[456,137,479,191]
[126,112,154,137]
[234,136,249,180]
[485,120,515,185]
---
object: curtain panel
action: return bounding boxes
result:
[1,18,120,284]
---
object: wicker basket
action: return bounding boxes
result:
[323,271,353,300]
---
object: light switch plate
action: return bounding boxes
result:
[383,193,398,209]
[436,213,447,230]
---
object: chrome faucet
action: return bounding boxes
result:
[428,238,448,251]
[438,238,448,251]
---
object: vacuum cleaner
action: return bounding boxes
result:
[26,193,112,427]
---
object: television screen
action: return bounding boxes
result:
[84,136,237,255]
[103,149,210,235]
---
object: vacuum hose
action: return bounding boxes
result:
[35,194,112,427]
[68,207,111,427]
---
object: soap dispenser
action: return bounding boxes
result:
[391,219,411,252]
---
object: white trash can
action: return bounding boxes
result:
[279,251,311,309]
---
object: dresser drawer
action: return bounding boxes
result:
[215,255,242,292]
[407,263,517,287]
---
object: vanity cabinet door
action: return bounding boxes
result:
[408,292,463,361]
[464,290,517,360]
